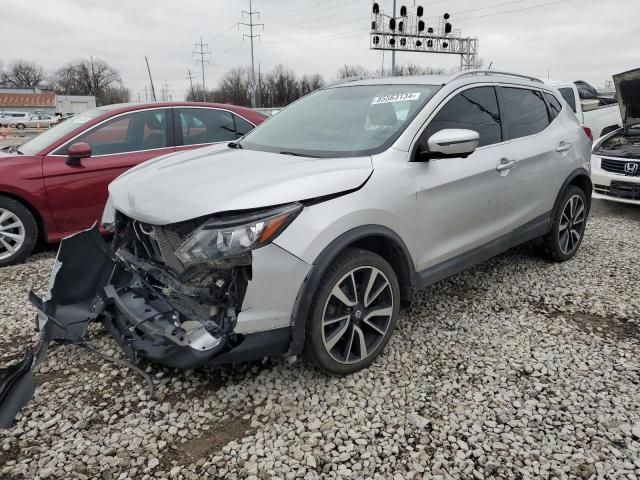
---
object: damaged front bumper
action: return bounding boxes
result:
[0,225,304,427]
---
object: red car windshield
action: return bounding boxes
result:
[18,109,106,155]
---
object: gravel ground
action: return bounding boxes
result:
[1,200,639,480]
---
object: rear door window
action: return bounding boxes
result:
[233,115,254,137]
[545,93,563,120]
[178,108,236,145]
[558,87,577,113]
[499,87,550,140]
[422,86,502,148]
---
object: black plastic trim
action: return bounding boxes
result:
[288,225,417,355]
[207,327,290,365]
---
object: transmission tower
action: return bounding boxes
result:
[186,69,196,100]
[239,0,263,108]
[193,37,211,102]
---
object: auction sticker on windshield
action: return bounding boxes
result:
[372,93,421,104]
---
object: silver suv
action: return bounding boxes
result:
[27,71,593,377]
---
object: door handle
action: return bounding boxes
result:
[496,158,516,172]
[556,143,572,153]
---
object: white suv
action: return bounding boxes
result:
[2,71,593,424]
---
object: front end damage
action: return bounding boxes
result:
[0,213,285,427]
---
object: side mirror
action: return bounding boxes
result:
[65,142,92,167]
[414,129,480,161]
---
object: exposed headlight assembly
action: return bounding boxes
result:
[175,203,302,265]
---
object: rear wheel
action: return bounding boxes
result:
[15,123,25,130]
[538,186,588,262]
[305,248,400,375]
[0,197,38,267]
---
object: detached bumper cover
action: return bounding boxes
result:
[0,227,292,428]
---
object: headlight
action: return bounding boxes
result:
[175,203,302,265]
[101,195,116,231]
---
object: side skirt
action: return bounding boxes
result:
[416,212,551,288]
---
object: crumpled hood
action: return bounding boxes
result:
[109,145,373,224]
[614,68,640,129]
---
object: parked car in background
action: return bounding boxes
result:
[543,79,621,139]
[0,102,266,266]
[8,114,59,129]
[591,68,640,205]
[22,70,592,380]
[0,112,28,127]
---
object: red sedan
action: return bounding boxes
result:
[0,102,266,266]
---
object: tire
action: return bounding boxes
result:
[0,196,38,267]
[304,247,401,375]
[538,186,588,262]
[15,124,25,130]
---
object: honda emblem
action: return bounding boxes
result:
[624,162,639,174]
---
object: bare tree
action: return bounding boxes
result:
[210,67,252,106]
[261,64,299,107]
[0,59,46,88]
[299,73,325,96]
[337,64,371,79]
[50,58,123,105]
[395,64,446,76]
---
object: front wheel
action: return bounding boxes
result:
[538,186,588,262]
[15,124,25,130]
[0,197,38,267]
[305,248,400,375]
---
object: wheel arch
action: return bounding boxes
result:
[552,168,592,221]
[288,225,417,355]
[0,191,46,242]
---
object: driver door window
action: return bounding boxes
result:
[420,86,502,148]
[56,109,168,156]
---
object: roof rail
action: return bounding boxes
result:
[448,69,543,84]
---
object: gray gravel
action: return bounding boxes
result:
[1,199,639,479]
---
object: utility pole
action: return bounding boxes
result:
[161,81,172,101]
[186,69,196,101]
[145,56,157,101]
[391,0,396,76]
[193,37,211,102]
[239,0,264,108]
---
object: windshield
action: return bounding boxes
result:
[18,108,106,155]
[240,84,440,157]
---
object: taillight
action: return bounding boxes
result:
[583,126,593,142]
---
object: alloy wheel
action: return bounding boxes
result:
[558,194,585,255]
[321,266,394,365]
[0,208,26,261]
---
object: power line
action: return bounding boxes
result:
[239,0,264,108]
[456,0,575,21]
[193,36,211,102]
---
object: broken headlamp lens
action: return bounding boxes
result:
[175,203,302,265]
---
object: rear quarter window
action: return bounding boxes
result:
[558,87,577,113]
[544,93,563,120]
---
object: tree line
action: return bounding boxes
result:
[186,63,448,108]
[1,58,452,109]
[0,58,129,105]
